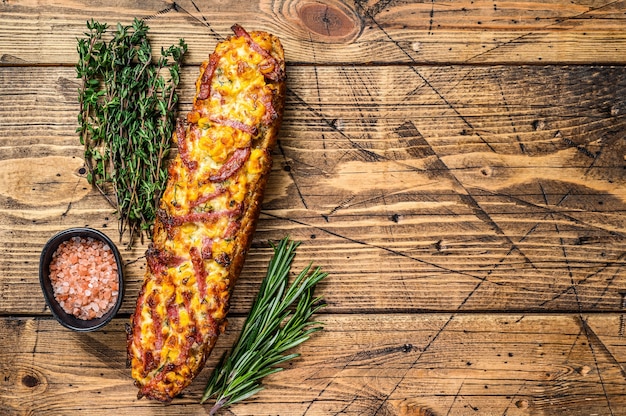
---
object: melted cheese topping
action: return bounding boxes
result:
[129,28,282,401]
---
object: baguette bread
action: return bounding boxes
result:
[127,24,285,402]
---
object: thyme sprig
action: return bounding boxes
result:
[76,19,187,247]
[201,237,328,414]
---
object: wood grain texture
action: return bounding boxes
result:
[2,314,626,415]
[0,0,625,65]
[1,1,626,415]
[0,64,624,315]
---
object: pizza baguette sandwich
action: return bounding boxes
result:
[127,24,286,402]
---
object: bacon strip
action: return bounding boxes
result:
[176,119,198,171]
[157,205,243,237]
[157,208,216,231]
[146,246,186,274]
[140,351,159,384]
[145,248,167,278]
[208,115,258,136]
[138,362,177,401]
[148,296,164,353]
[209,147,251,182]
[181,291,195,333]
[190,186,227,209]
[166,300,180,326]
[189,247,207,299]
[231,24,284,82]
[173,205,242,226]
[223,220,241,239]
[201,237,213,259]
[197,53,221,100]
[138,285,202,401]
[260,93,279,125]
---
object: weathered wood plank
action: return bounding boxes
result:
[1,314,626,415]
[0,64,624,315]
[2,1,625,415]
[1,0,625,65]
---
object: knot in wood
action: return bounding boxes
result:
[515,399,529,409]
[21,374,40,388]
[298,1,361,42]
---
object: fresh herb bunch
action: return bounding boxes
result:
[201,237,328,415]
[76,18,187,247]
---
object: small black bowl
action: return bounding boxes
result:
[39,227,124,332]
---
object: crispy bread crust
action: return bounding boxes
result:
[127,25,285,402]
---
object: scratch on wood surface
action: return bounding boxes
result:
[500,381,531,415]
[584,257,625,309]
[327,195,355,216]
[582,318,626,380]
[309,33,330,168]
[346,5,555,279]
[497,76,526,155]
[444,379,465,416]
[533,178,626,309]
[482,186,623,239]
[277,140,309,209]
[141,2,177,21]
[464,1,622,63]
[301,343,414,415]
[361,0,396,20]
[354,1,497,152]
[552,187,581,309]
[262,211,495,286]
[620,292,626,337]
[338,66,379,136]
[397,121,536,269]
[59,176,84,220]
[335,66,386,164]
[31,319,39,356]
[289,100,542,281]
[177,0,224,41]
[371,315,456,415]
[580,317,624,416]
[305,343,428,415]
[561,233,585,305]
[347,343,416,365]
[286,88,371,166]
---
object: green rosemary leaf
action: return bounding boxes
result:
[201,237,328,415]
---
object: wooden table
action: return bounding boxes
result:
[1,1,625,415]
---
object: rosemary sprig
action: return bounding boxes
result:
[201,237,328,415]
[76,19,187,247]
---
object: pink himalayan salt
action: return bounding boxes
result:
[48,236,119,320]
